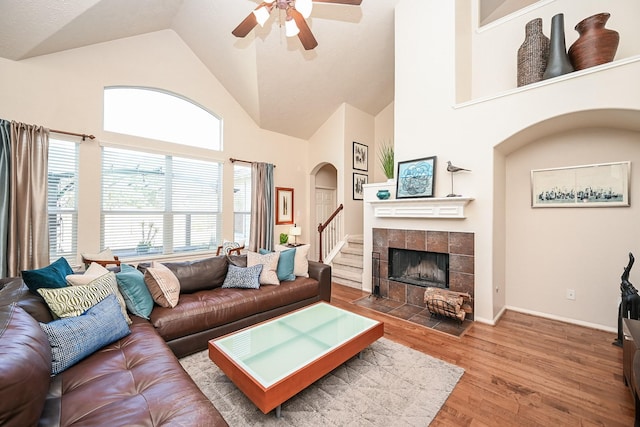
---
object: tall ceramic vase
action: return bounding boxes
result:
[543,13,574,80]
[568,12,619,71]
[517,18,550,87]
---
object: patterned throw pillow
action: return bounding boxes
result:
[115,263,154,319]
[247,251,280,285]
[222,264,263,289]
[144,262,180,308]
[37,272,132,324]
[22,257,74,293]
[40,294,131,375]
[66,262,110,286]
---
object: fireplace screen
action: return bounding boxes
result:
[388,248,449,288]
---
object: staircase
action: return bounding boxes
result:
[330,235,364,289]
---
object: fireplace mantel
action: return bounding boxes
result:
[368,197,474,219]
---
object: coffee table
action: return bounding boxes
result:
[208,302,384,417]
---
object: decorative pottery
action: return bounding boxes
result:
[543,13,574,80]
[376,189,390,200]
[568,12,619,71]
[517,18,550,86]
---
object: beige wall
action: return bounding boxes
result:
[377,0,640,330]
[505,127,640,328]
[0,30,308,264]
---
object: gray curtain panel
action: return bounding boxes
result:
[249,162,274,252]
[0,120,10,278]
[8,121,50,276]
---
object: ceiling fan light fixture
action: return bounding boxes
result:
[285,16,300,37]
[253,6,271,27]
[296,0,313,19]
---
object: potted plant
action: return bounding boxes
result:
[378,140,394,181]
[137,221,158,254]
[279,233,289,245]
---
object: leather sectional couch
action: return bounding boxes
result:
[0,254,331,426]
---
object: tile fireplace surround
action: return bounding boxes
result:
[372,228,475,320]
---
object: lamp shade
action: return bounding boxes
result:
[253,6,271,27]
[296,0,313,19]
[289,225,302,236]
[285,18,300,37]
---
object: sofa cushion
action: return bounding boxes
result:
[116,263,154,319]
[40,294,131,375]
[46,316,226,426]
[222,264,262,289]
[21,257,73,293]
[144,262,180,308]
[0,303,51,427]
[139,255,229,294]
[260,248,296,281]
[37,272,131,324]
[151,276,320,342]
[247,251,280,285]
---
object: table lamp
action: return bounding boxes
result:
[289,224,302,246]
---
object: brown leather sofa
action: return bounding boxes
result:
[0,254,331,426]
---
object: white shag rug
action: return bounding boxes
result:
[180,337,464,426]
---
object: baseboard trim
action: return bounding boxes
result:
[504,306,617,333]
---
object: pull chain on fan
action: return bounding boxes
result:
[232,0,362,50]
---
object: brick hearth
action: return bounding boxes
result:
[372,228,475,320]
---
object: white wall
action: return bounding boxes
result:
[380,0,640,329]
[0,30,308,264]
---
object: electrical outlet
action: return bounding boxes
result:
[566,289,576,300]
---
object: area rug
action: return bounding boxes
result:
[180,337,464,426]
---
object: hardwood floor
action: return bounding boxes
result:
[331,283,635,426]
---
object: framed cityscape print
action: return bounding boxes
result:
[353,173,368,200]
[276,187,294,224]
[396,156,437,199]
[353,141,368,171]
[531,161,630,208]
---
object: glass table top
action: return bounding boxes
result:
[211,303,380,388]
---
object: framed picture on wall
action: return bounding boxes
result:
[531,161,630,208]
[276,187,294,224]
[353,173,368,200]
[396,156,437,199]
[353,141,368,171]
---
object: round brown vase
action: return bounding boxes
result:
[568,12,619,71]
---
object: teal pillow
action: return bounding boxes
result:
[115,263,154,319]
[40,294,131,375]
[260,248,296,281]
[222,264,262,289]
[22,257,73,293]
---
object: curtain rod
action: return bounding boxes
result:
[229,157,276,168]
[50,129,96,141]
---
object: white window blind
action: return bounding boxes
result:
[48,139,78,264]
[101,146,222,257]
[233,165,251,246]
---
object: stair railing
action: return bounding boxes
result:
[317,204,343,263]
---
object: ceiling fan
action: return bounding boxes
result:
[232,0,363,50]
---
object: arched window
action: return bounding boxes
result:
[104,86,222,150]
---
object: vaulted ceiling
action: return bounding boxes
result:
[0,0,399,139]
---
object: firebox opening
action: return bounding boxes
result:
[388,248,449,289]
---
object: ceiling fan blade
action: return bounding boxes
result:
[290,8,318,50]
[232,12,258,38]
[312,0,362,5]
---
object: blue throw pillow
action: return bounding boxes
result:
[40,294,131,375]
[222,264,262,289]
[115,263,154,319]
[22,257,73,293]
[259,248,296,281]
